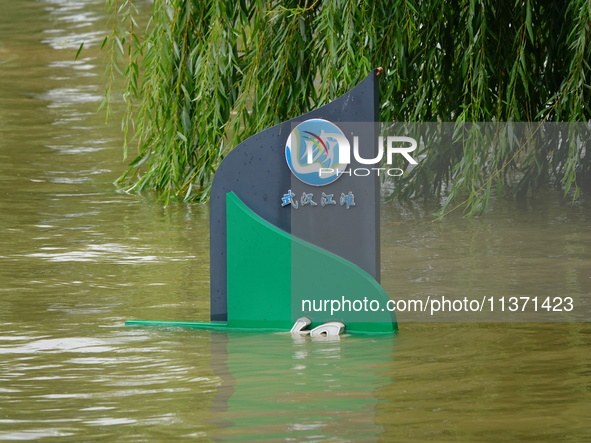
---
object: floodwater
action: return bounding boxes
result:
[0,1,590,441]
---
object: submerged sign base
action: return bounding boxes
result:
[126,69,397,335]
[124,320,395,335]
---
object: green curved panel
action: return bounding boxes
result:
[226,192,292,330]
[226,192,397,334]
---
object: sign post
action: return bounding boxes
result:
[127,69,397,334]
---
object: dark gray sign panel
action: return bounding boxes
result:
[210,70,380,322]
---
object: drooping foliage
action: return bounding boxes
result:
[105,0,591,214]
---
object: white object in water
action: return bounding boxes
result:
[290,317,311,334]
[309,321,345,337]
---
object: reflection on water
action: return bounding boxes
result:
[210,333,394,441]
[0,0,590,441]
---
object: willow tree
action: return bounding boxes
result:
[105,0,591,214]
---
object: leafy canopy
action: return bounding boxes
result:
[105,0,591,215]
